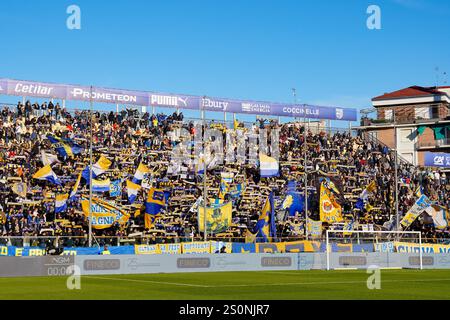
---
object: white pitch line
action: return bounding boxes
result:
[210,278,450,288]
[83,276,210,288]
[260,271,329,276]
[83,276,450,289]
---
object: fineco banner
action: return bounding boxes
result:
[424,152,450,168]
[0,78,357,121]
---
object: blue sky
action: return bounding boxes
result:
[0,0,449,124]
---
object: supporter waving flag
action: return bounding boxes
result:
[259,154,279,178]
[415,185,425,198]
[92,179,111,193]
[425,205,449,230]
[355,180,376,211]
[55,194,69,213]
[400,195,432,229]
[46,135,83,158]
[144,188,166,229]
[254,192,276,242]
[40,150,59,166]
[282,180,305,217]
[320,177,341,195]
[32,165,62,185]
[127,180,141,204]
[69,172,82,201]
[219,172,234,199]
[81,155,112,183]
[319,182,343,223]
[11,182,27,198]
[132,163,150,185]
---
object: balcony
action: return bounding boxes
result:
[416,138,450,149]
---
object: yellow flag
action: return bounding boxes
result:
[12,182,27,198]
[245,230,257,243]
[198,202,232,234]
[319,183,343,223]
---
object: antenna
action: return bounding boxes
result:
[291,88,297,104]
[435,67,448,87]
[435,66,440,87]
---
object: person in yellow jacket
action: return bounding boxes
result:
[100,245,111,255]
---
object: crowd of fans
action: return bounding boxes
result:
[0,100,449,248]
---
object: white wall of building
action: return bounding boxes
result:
[396,127,418,165]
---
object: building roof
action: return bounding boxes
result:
[372,86,446,101]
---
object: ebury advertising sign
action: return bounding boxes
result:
[0,78,357,121]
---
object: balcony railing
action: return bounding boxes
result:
[416,138,450,149]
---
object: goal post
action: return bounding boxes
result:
[325,230,423,271]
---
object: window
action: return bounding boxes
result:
[384,109,393,121]
[430,104,440,119]
[415,107,431,119]
[400,152,414,164]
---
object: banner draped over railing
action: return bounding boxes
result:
[0,78,357,121]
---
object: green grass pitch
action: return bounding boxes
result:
[1,270,450,300]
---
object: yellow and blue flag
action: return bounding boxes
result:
[229,183,245,199]
[41,150,59,166]
[210,198,225,205]
[196,155,205,175]
[245,230,257,243]
[320,177,341,195]
[47,135,83,158]
[415,185,425,198]
[82,155,112,183]
[11,182,27,198]
[400,194,432,229]
[81,197,130,229]
[109,180,122,197]
[319,182,343,223]
[282,180,305,217]
[32,165,61,185]
[132,163,150,184]
[254,193,276,242]
[356,180,376,211]
[343,220,355,236]
[55,193,69,213]
[306,218,323,238]
[259,154,279,178]
[198,201,232,234]
[219,172,234,199]
[127,180,141,204]
[144,188,166,229]
[92,179,111,193]
[69,172,82,201]
[425,205,449,230]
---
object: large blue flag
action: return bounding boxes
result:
[47,135,83,158]
[282,180,305,216]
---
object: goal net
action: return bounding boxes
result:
[325,230,423,270]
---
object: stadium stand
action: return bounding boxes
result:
[0,100,449,250]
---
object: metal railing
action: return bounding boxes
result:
[1,235,449,248]
[416,138,450,149]
[363,131,413,165]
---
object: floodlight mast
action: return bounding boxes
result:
[292,88,308,239]
[88,86,93,248]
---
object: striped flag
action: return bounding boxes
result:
[259,154,279,178]
[32,165,61,185]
